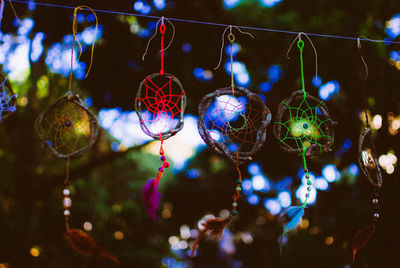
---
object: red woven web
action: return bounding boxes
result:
[136,75,185,137]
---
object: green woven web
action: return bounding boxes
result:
[276,97,332,154]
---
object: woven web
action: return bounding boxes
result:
[0,76,17,121]
[275,91,333,155]
[199,87,270,163]
[36,96,98,158]
[135,74,185,139]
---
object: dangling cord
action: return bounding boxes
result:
[228,27,235,95]
[142,16,175,62]
[159,18,166,75]
[68,6,98,97]
[357,37,370,128]
[287,32,318,99]
[155,133,170,189]
[63,156,72,232]
[301,147,311,208]
[232,150,242,215]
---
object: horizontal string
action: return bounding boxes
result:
[8,0,400,45]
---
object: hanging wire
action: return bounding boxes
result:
[287,32,318,79]
[357,36,371,127]
[214,25,254,70]
[142,16,175,61]
[8,0,400,45]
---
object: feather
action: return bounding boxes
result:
[64,229,119,264]
[281,206,305,233]
[279,206,304,255]
[142,178,162,221]
[352,224,375,263]
[191,215,232,256]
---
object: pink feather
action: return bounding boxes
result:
[142,178,162,221]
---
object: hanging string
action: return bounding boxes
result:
[228,26,235,95]
[357,37,370,128]
[68,5,98,96]
[159,18,165,75]
[154,133,169,189]
[231,150,242,216]
[0,1,4,29]
[63,156,71,232]
[9,0,400,44]
[287,32,318,81]
[7,0,22,25]
[215,25,254,96]
[142,16,175,61]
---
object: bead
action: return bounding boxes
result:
[63,189,70,196]
[64,210,71,216]
[307,187,311,192]
[303,123,309,129]
[160,156,166,161]
[164,162,170,168]
[305,193,309,198]
[158,167,164,172]
[305,174,310,179]
[236,186,242,191]
[232,202,238,207]
[372,198,378,204]
[63,197,72,208]
[373,213,379,219]
[307,180,312,185]
[232,210,238,215]
[237,179,242,184]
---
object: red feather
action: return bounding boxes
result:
[352,224,375,263]
[64,229,119,264]
[191,216,232,256]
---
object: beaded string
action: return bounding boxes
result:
[154,133,170,189]
[357,37,380,222]
[63,156,72,231]
[297,39,312,207]
[231,151,242,216]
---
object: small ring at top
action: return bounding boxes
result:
[297,40,304,49]
[160,24,166,34]
[228,33,235,43]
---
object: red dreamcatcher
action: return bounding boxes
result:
[136,17,186,220]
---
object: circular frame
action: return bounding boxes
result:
[135,73,186,140]
[358,127,382,188]
[35,94,99,159]
[198,86,271,164]
[273,90,336,156]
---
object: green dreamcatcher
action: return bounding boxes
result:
[273,33,337,253]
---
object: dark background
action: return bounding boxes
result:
[1,0,400,267]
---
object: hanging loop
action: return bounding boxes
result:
[214,25,254,70]
[287,32,318,79]
[142,16,175,61]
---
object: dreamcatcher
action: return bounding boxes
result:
[0,1,17,122]
[273,33,336,253]
[352,38,383,263]
[35,6,118,263]
[193,26,271,255]
[0,72,17,122]
[136,17,186,221]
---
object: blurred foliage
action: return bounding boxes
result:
[0,0,400,267]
